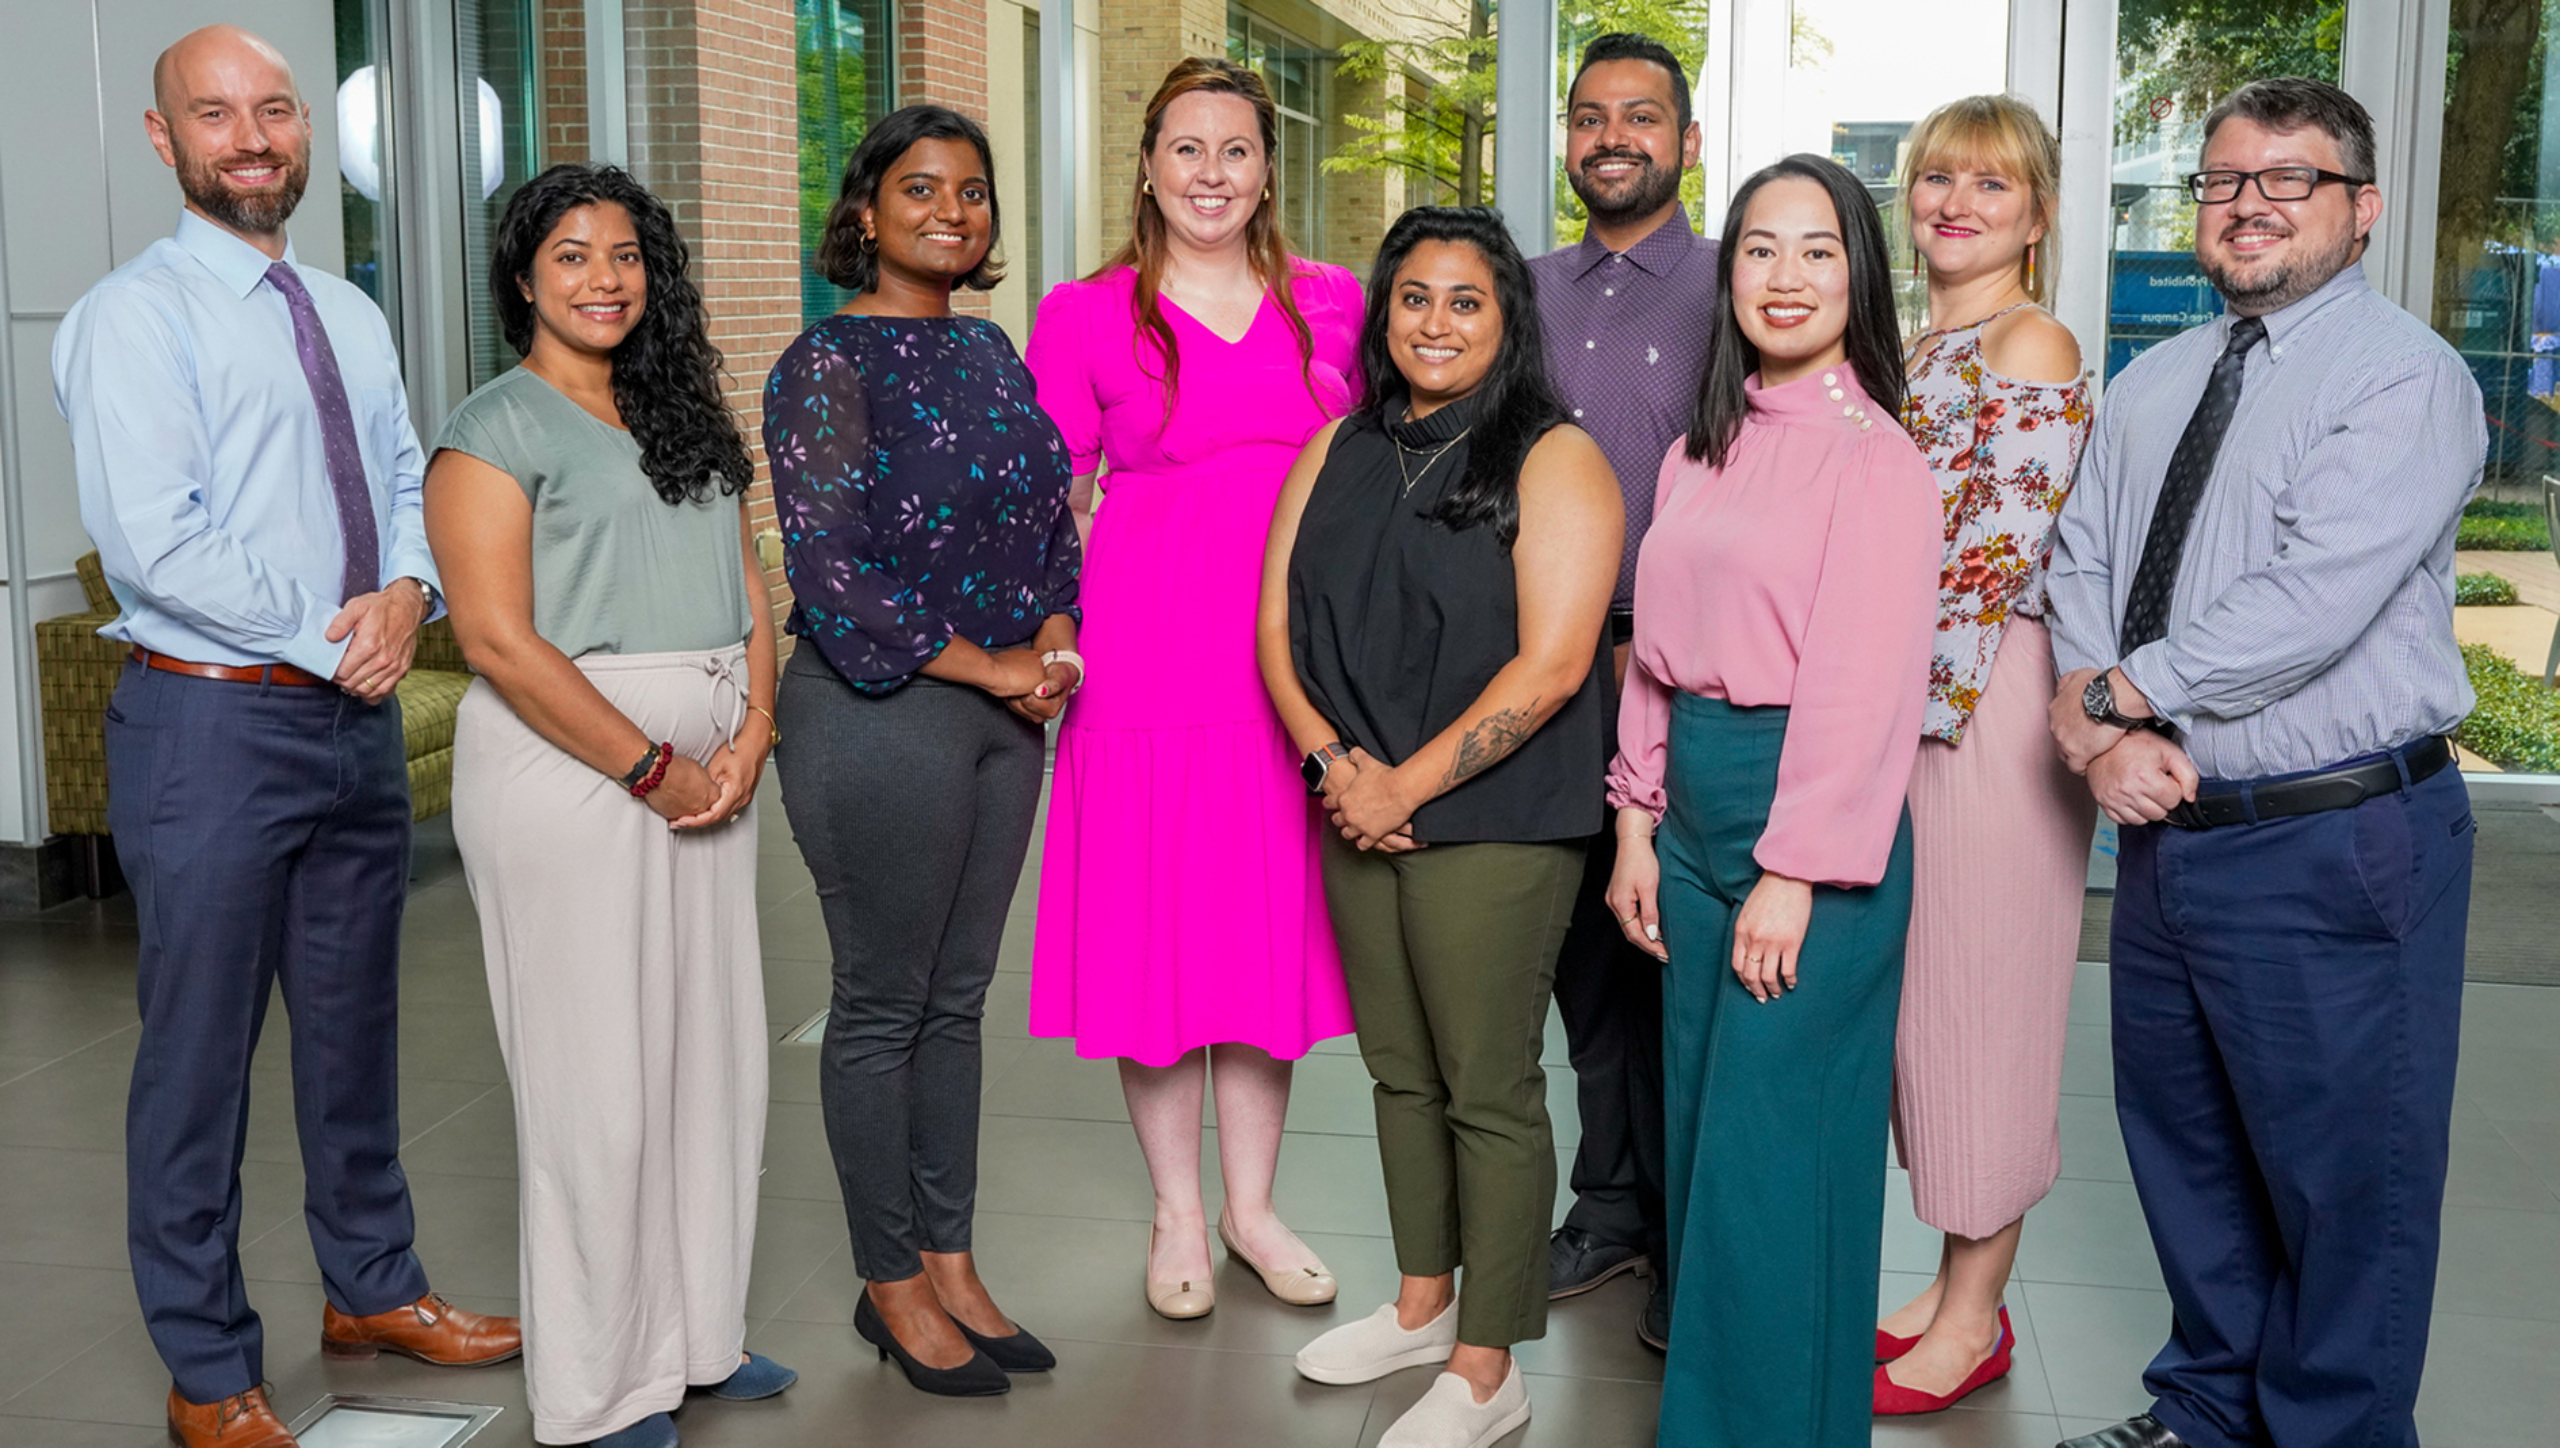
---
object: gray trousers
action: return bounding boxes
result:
[773,651,1044,1281]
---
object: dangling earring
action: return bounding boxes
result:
[2025,241,2038,295]
[1143,177,1155,196]
[860,230,878,254]
[1262,185,1272,201]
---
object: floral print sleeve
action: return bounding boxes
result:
[1901,309,2094,742]
[761,315,1077,695]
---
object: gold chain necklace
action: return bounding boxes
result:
[1393,419,1473,496]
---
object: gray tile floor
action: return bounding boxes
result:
[2,785,2555,1447]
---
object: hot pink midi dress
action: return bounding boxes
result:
[1023,263,1363,1066]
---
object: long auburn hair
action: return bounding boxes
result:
[1095,58,1316,408]
[494,163,751,504]
[1354,207,1568,550]
[1686,154,1907,468]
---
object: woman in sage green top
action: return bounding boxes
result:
[422,164,788,1448]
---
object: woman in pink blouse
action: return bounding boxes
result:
[1024,58,1361,1320]
[1603,155,1939,1448]
[1871,96,2096,1416]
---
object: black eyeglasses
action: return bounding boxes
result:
[2185,167,2373,205]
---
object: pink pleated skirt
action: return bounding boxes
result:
[1890,617,2097,1239]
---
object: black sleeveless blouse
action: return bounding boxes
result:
[1285,393,1611,845]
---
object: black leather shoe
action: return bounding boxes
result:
[853,1291,1009,1396]
[958,1317,1056,1373]
[2057,1413,2188,1448]
[1548,1226,1646,1299]
[1636,1272,1669,1352]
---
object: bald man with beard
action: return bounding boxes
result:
[53,27,518,1448]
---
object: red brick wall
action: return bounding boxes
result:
[626,1,799,623]
[541,0,589,159]
[896,0,994,318]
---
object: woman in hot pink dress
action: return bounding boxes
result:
[1024,57,1359,1319]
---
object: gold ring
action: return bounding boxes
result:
[1618,915,1640,926]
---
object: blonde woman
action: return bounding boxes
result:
[1873,94,2097,1414]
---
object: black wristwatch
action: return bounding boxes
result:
[2083,668,2163,733]
[1301,741,1351,795]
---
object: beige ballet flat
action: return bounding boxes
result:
[1219,1208,1338,1306]
[1145,1226,1215,1320]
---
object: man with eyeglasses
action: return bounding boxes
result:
[2042,77,2482,1448]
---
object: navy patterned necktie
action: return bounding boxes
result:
[265,262,380,604]
[2118,315,2267,656]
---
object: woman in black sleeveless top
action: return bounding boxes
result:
[1255,207,1621,1448]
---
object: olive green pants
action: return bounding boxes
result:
[1321,835,1585,1348]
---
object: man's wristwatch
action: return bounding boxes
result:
[1301,741,1351,795]
[406,576,439,614]
[2083,668,2163,733]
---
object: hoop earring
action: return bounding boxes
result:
[1143,177,1155,196]
[1262,186,1272,201]
[860,231,878,254]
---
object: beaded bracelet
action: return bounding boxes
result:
[628,742,675,799]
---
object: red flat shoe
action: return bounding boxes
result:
[1872,1307,2013,1415]
[1875,1326,1920,1362]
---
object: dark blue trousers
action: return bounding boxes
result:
[2111,753,2471,1448]
[105,661,429,1403]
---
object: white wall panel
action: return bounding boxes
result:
[12,320,86,577]
[0,3,116,315]
[96,0,344,275]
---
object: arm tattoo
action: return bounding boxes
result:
[1442,700,1541,790]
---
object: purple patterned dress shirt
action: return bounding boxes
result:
[1530,213,1721,608]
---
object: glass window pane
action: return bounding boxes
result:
[2430,0,2560,787]
[333,0,395,327]
[1783,0,2010,319]
[2103,1,2344,380]
[796,0,895,324]
[456,0,547,388]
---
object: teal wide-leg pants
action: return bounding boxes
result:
[1653,696,1912,1448]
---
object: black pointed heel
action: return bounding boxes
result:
[958,1318,1056,1373]
[853,1291,1010,1396]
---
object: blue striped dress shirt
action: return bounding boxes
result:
[2045,263,2486,780]
[52,210,439,679]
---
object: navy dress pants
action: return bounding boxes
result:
[105,662,430,1403]
[2110,755,2471,1448]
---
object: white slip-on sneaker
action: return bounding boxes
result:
[1378,1362,1531,1448]
[1293,1301,1459,1385]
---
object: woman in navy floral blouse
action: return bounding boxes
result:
[762,105,1078,1398]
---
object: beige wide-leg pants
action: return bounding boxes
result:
[452,644,768,1444]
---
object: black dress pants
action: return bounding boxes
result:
[1552,828,1668,1267]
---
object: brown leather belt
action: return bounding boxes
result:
[130,647,329,688]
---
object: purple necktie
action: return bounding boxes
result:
[265,262,380,604]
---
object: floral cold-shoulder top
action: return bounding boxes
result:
[1901,304,2093,743]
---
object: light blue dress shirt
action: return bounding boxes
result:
[52,210,440,679]
[2045,264,2485,780]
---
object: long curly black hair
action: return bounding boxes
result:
[1355,206,1569,549]
[493,163,752,505]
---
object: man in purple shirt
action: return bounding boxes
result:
[1528,31,1718,1351]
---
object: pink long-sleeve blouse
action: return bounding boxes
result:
[1606,364,1942,887]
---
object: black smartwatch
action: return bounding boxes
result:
[1301,741,1351,795]
[2083,668,2163,733]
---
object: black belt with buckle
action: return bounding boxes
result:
[2162,735,2454,831]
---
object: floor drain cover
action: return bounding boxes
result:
[286,1395,503,1446]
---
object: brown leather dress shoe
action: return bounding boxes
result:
[166,1383,297,1447]
[320,1291,522,1367]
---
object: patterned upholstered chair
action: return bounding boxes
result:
[37,551,473,893]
